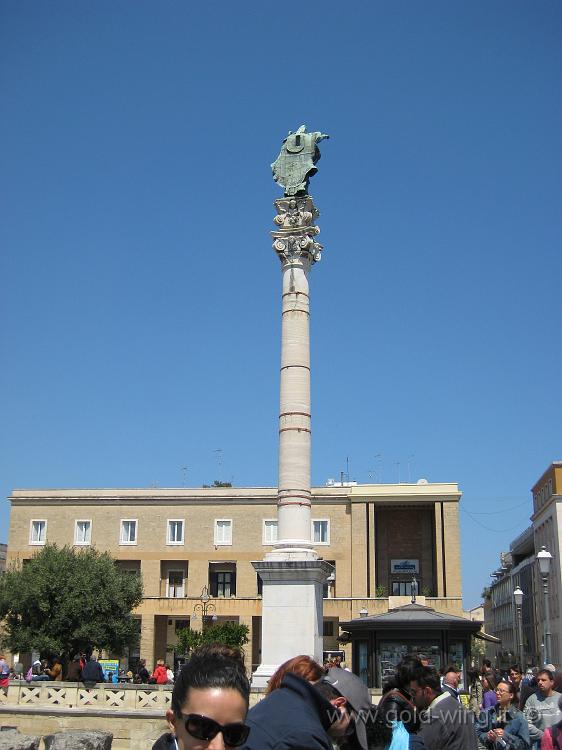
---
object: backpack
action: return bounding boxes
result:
[25,667,33,682]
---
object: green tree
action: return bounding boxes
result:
[176,622,249,657]
[0,545,143,659]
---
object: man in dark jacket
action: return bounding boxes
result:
[409,665,478,750]
[241,672,341,750]
[81,655,105,686]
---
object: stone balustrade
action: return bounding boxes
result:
[3,681,173,712]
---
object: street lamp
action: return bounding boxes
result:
[513,586,524,670]
[537,546,553,664]
[192,585,218,628]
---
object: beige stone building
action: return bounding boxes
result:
[7,480,466,681]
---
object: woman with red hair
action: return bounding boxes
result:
[267,655,326,693]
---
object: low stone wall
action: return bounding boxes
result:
[0,682,269,749]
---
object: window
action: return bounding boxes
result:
[167,520,184,545]
[263,520,278,545]
[312,519,329,545]
[214,520,232,546]
[175,619,190,633]
[167,571,184,598]
[392,581,417,596]
[30,520,46,545]
[74,520,91,545]
[120,519,137,545]
[209,565,237,597]
[323,620,334,637]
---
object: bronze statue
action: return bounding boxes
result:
[271,125,329,196]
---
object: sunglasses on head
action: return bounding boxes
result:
[181,713,250,747]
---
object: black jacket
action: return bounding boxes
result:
[152,733,175,750]
[241,673,336,750]
[81,659,105,684]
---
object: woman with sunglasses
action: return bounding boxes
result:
[477,679,530,749]
[153,644,251,750]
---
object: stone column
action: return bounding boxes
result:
[252,196,332,686]
[269,196,322,559]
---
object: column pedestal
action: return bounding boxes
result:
[251,559,333,687]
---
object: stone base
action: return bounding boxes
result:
[251,559,333,687]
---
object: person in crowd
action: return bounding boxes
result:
[441,664,462,702]
[524,669,561,749]
[409,663,478,749]
[81,654,106,686]
[45,657,63,681]
[510,664,524,703]
[0,655,10,690]
[539,693,562,749]
[467,668,483,717]
[266,654,326,694]
[137,658,150,683]
[543,665,562,695]
[29,659,49,682]
[318,666,374,750]
[477,679,530,749]
[152,658,169,685]
[242,656,353,750]
[65,654,82,681]
[166,664,175,684]
[153,644,250,750]
[368,659,424,749]
[482,674,499,711]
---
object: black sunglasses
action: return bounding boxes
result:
[181,713,250,747]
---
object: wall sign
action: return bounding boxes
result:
[391,559,419,574]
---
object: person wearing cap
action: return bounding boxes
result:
[523,668,560,749]
[409,664,478,749]
[314,666,373,750]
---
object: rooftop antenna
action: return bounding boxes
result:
[181,466,188,488]
[346,456,350,483]
[407,455,414,484]
[394,461,401,484]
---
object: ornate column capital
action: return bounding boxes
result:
[271,196,323,265]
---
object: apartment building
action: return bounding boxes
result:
[7,481,466,676]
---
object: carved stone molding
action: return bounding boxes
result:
[271,196,323,264]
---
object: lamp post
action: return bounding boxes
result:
[513,586,524,670]
[192,585,217,629]
[537,546,553,664]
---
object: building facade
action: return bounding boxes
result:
[7,481,467,677]
[484,462,562,669]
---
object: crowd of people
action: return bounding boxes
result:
[152,649,562,750]
[6,652,177,687]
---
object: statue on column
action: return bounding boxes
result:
[271,125,329,196]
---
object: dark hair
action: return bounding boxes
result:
[482,673,497,691]
[267,655,325,694]
[538,669,555,681]
[496,679,516,703]
[509,664,522,674]
[483,659,492,669]
[171,645,250,716]
[442,663,460,676]
[467,668,480,683]
[396,657,423,689]
[410,665,441,693]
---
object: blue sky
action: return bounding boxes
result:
[1,0,560,608]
